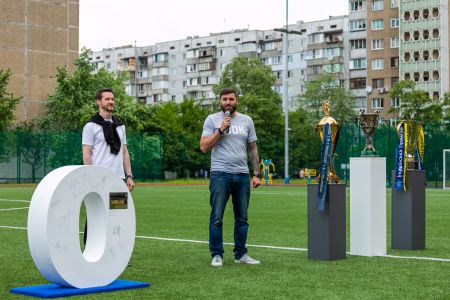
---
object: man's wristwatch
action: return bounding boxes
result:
[126,174,133,180]
[253,173,262,179]
[217,128,224,135]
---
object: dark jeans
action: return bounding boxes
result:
[209,171,250,260]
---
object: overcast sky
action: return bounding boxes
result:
[79,0,348,51]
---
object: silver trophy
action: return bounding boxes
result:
[359,109,379,156]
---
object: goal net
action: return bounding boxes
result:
[444,150,450,189]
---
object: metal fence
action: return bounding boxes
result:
[333,123,450,188]
[0,130,163,183]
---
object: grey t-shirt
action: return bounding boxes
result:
[202,111,257,174]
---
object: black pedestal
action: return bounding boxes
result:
[391,170,426,250]
[307,184,346,260]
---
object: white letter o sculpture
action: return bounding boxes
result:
[27,166,135,289]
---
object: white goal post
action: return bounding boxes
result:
[444,150,450,189]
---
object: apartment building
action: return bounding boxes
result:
[0,0,79,122]
[366,0,400,121]
[400,0,450,102]
[304,16,350,90]
[91,27,309,110]
[349,0,368,110]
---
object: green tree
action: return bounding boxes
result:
[389,80,442,123]
[298,73,356,124]
[213,56,284,173]
[0,69,21,130]
[16,121,52,183]
[0,69,21,164]
[142,99,210,177]
[40,48,144,131]
[441,92,450,124]
[289,108,321,174]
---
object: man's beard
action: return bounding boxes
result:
[103,104,114,113]
[221,105,236,114]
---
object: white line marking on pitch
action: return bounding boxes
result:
[1,225,449,263]
[0,199,30,202]
[0,207,29,211]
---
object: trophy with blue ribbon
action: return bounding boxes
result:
[393,120,425,191]
[316,100,340,212]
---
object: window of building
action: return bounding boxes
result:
[372,98,384,108]
[404,73,411,80]
[423,9,429,19]
[307,65,323,75]
[432,28,440,39]
[372,39,384,50]
[413,72,420,82]
[404,52,411,62]
[117,53,122,58]
[350,39,367,49]
[350,58,367,69]
[432,70,440,81]
[171,95,176,102]
[404,32,411,42]
[413,51,420,62]
[218,39,224,43]
[432,91,440,100]
[432,49,440,60]
[423,50,430,61]
[350,19,367,31]
[423,71,430,82]
[390,0,399,8]
[106,63,111,69]
[391,97,400,108]
[390,18,400,28]
[413,31,420,41]
[391,37,400,48]
[432,7,439,18]
[350,0,366,11]
[234,37,240,42]
[404,11,411,22]
[391,77,399,87]
[170,46,175,50]
[423,29,430,40]
[372,58,384,69]
[372,0,383,11]
[391,57,399,68]
[138,84,145,92]
[413,10,420,20]
[350,78,366,89]
[372,78,384,88]
[371,19,384,30]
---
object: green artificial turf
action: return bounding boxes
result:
[0,185,449,299]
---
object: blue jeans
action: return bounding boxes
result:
[209,171,250,260]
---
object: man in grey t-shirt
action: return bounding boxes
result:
[200,88,261,267]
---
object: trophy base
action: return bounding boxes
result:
[361,150,379,157]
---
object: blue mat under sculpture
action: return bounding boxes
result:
[10,279,150,298]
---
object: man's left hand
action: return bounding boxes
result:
[127,178,135,191]
[252,176,260,188]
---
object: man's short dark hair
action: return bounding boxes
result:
[96,88,114,100]
[219,88,237,99]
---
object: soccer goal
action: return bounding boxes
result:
[444,149,450,189]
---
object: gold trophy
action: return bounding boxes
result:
[359,109,379,156]
[316,100,340,184]
[396,120,424,170]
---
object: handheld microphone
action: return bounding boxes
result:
[224,111,231,133]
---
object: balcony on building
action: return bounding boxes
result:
[152,52,169,67]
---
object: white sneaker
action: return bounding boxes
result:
[211,255,223,267]
[234,254,260,265]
